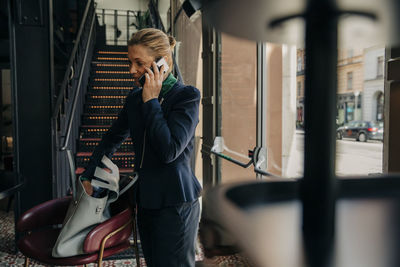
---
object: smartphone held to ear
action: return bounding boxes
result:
[138,57,169,87]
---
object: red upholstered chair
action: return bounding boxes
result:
[16,196,139,267]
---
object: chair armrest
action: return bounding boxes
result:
[16,196,71,232]
[83,207,133,253]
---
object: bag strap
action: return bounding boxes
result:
[119,172,138,196]
[91,155,120,203]
[66,149,78,200]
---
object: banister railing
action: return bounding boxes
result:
[52,1,94,119]
[95,3,183,81]
[60,15,96,151]
[51,0,97,198]
[96,8,150,45]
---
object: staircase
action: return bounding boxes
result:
[76,46,136,175]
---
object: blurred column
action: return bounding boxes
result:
[282,44,297,177]
[266,44,282,176]
[8,0,54,238]
[383,47,400,172]
[354,91,360,120]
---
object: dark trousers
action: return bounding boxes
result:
[137,199,200,267]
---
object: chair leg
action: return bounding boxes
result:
[24,257,29,267]
[97,214,134,267]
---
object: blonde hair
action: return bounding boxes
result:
[128,28,176,72]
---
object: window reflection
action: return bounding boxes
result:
[296,45,384,176]
[335,45,384,176]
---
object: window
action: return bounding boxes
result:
[336,43,384,176]
[297,56,302,72]
[356,94,362,109]
[377,56,384,78]
[217,40,303,182]
[347,72,353,90]
[376,92,384,121]
[346,102,355,122]
[297,81,301,97]
[348,121,357,127]
[359,121,367,127]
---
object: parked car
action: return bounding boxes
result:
[336,120,383,142]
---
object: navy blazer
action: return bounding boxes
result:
[83,80,202,209]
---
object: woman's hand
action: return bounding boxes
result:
[82,180,93,195]
[142,61,166,103]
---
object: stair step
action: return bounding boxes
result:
[97,50,128,55]
[91,72,131,80]
[95,56,128,62]
[90,82,132,88]
[75,167,134,175]
[90,85,133,91]
[80,126,111,138]
[96,45,127,52]
[90,85,133,90]
[95,51,128,59]
[91,80,134,87]
[92,62,129,71]
[82,115,119,126]
[83,113,119,116]
[93,70,130,74]
[76,152,135,169]
[87,90,131,97]
[80,137,132,141]
[78,139,133,152]
[92,78,134,82]
[91,83,134,88]
[87,93,128,97]
[86,94,126,105]
[76,151,134,156]
[84,104,124,114]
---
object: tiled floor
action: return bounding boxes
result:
[0,210,252,266]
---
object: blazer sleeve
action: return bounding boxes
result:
[141,86,200,163]
[82,102,130,178]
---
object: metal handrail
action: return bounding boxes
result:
[211,150,279,178]
[61,12,96,150]
[210,137,280,178]
[66,149,77,199]
[210,150,253,168]
[51,0,93,120]
[0,180,25,200]
[96,8,140,44]
[97,8,137,14]
[51,0,97,198]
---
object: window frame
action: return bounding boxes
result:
[347,72,353,90]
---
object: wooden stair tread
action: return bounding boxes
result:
[75,167,134,175]
[79,137,132,141]
[76,151,135,157]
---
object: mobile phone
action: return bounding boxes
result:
[138,57,169,87]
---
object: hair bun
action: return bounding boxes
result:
[168,35,176,49]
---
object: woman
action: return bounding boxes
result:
[82,28,202,266]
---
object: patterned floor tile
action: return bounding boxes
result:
[0,210,250,266]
